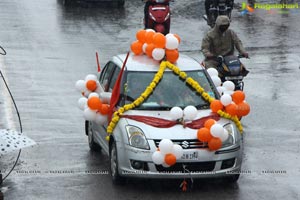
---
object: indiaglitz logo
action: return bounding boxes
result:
[240,2,299,15]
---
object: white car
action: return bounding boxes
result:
[85,53,243,184]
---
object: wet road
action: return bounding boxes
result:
[0,0,300,199]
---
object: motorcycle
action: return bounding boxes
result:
[143,0,171,35]
[203,55,249,91]
[203,0,233,28]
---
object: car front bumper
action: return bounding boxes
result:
[116,140,243,179]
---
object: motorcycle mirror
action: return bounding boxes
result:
[217,55,224,63]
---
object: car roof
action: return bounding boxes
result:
[111,53,205,72]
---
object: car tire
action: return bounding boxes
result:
[224,174,240,183]
[85,121,102,152]
[109,141,126,185]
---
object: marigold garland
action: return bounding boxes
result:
[106,60,243,140]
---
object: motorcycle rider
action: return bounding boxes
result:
[143,0,170,29]
[205,0,234,26]
[201,15,249,69]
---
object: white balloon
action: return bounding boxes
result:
[165,35,179,50]
[88,92,100,98]
[83,89,91,98]
[85,74,97,81]
[207,68,219,77]
[146,29,155,32]
[152,151,164,165]
[78,97,88,110]
[172,144,183,159]
[217,86,226,96]
[165,33,174,38]
[211,75,222,87]
[210,124,224,138]
[223,90,234,95]
[95,113,108,125]
[162,163,171,168]
[142,43,148,54]
[75,80,86,92]
[219,128,229,142]
[220,94,232,106]
[223,81,235,91]
[169,106,183,120]
[159,139,174,155]
[183,105,198,121]
[152,48,165,61]
[83,108,97,121]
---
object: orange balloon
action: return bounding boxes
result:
[236,101,250,117]
[197,127,212,142]
[136,29,147,43]
[145,43,156,58]
[145,31,155,44]
[153,32,166,48]
[131,40,143,55]
[225,103,238,116]
[87,97,102,110]
[208,137,222,151]
[165,49,179,63]
[99,104,110,115]
[232,90,245,104]
[164,153,177,166]
[173,34,181,43]
[86,80,97,91]
[204,119,216,129]
[210,100,224,113]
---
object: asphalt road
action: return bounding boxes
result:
[0,0,300,199]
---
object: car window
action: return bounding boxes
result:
[121,70,217,110]
[99,62,116,92]
[108,67,121,92]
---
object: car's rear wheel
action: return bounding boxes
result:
[110,141,126,185]
[85,121,102,152]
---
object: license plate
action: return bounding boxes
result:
[181,151,199,160]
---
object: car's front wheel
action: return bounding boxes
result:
[224,174,240,183]
[109,141,126,185]
[85,121,102,152]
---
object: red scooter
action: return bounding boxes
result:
[144,0,171,35]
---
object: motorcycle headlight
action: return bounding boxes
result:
[222,123,236,148]
[126,125,150,150]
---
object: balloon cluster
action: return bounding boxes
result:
[169,105,198,121]
[130,29,181,63]
[75,74,102,97]
[152,139,183,167]
[75,75,109,125]
[197,119,228,151]
[207,68,250,118]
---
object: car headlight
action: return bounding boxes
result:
[222,123,236,148]
[126,125,150,150]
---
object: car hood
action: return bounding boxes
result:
[121,109,230,140]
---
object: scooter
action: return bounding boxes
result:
[203,0,233,28]
[144,0,171,35]
[203,55,249,91]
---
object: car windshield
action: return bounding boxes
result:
[120,70,217,110]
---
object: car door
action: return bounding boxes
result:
[93,61,121,154]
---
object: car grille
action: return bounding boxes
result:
[155,162,216,173]
[153,139,208,149]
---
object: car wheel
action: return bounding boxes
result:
[109,141,126,185]
[85,121,102,152]
[224,174,240,183]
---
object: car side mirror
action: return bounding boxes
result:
[99,92,112,104]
